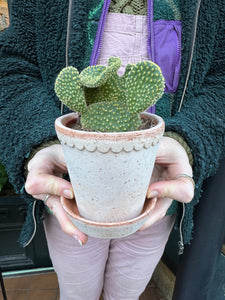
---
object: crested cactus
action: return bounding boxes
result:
[54,57,165,132]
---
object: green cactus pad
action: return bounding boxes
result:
[84,72,125,105]
[81,101,141,132]
[54,57,165,132]
[123,63,136,78]
[79,57,121,88]
[125,61,165,113]
[107,56,121,67]
[54,66,86,113]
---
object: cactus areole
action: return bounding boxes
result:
[54,57,165,132]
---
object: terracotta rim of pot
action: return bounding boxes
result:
[55,112,165,142]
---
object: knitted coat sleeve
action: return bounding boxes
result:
[0,2,62,192]
[0,1,64,245]
[165,2,225,242]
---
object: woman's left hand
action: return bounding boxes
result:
[140,136,194,230]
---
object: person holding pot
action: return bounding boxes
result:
[0,0,224,299]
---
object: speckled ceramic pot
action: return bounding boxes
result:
[55,112,164,227]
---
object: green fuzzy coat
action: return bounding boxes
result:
[0,0,224,247]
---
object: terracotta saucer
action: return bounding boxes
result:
[61,196,154,239]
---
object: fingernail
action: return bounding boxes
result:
[63,189,73,199]
[147,190,158,199]
[73,235,83,246]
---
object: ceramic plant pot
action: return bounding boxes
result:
[55,112,164,238]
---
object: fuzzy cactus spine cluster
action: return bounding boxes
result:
[54,57,165,132]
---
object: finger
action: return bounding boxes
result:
[147,178,194,203]
[27,145,67,174]
[140,197,173,231]
[46,196,88,245]
[25,173,74,199]
[155,137,193,179]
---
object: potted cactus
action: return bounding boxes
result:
[54,57,165,238]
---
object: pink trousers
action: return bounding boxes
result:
[44,213,175,300]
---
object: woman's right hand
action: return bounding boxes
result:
[25,144,88,246]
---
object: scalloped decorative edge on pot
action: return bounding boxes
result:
[55,112,165,153]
